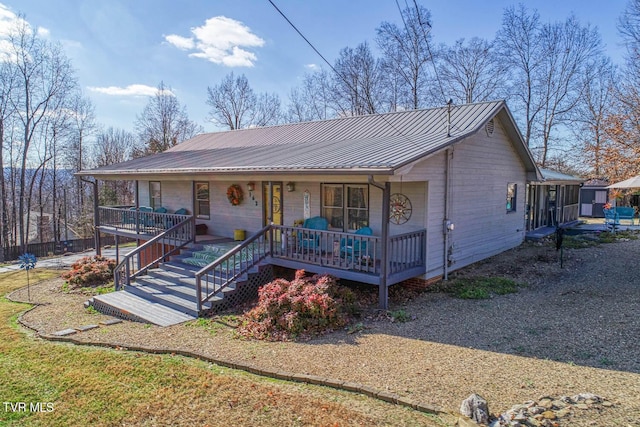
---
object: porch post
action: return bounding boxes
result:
[379,182,391,310]
[93,180,101,255]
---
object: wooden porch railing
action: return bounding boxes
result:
[113,216,195,290]
[195,224,271,313]
[98,206,191,236]
[388,229,426,276]
[271,225,382,274]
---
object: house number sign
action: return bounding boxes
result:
[390,193,412,224]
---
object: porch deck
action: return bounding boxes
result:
[95,206,428,319]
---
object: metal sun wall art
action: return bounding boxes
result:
[390,193,412,224]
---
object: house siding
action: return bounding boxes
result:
[129,114,526,281]
[399,152,447,278]
[445,118,526,272]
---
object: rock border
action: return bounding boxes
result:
[7,285,447,418]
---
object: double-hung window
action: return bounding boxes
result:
[195,182,210,219]
[322,184,369,232]
[149,181,161,209]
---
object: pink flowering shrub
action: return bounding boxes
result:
[62,255,117,288]
[237,270,356,341]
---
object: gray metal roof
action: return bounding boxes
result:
[539,168,584,184]
[80,100,538,178]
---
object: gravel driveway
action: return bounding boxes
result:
[12,235,640,426]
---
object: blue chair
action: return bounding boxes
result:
[604,208,620,231]
[340,227,373,257]
[298,216,328,251]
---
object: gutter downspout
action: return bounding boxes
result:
[368,175,390,310]
[443,148,453,280]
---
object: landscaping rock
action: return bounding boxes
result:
[460,393,490,424]
[490,393,611,426]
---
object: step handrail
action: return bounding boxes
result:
[114,216,195,290]
[195,223,272,313]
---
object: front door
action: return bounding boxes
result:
[263,182,283,240]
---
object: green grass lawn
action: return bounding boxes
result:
[0,270,443,427]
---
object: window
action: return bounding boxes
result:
[506,183,517,212]
[149,181,161,209]
[322,184,369,231]
[195,182,210,219]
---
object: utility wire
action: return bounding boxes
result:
[410,0,448,104]
[266,0,430,144]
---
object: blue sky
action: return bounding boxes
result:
[0,0,630,134]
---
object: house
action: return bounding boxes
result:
[525,168,584,239]
[78,100,540,321]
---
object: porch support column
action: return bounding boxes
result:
[379,181,390,310]
[369,176,390,310]
[80,177,101,256]
[93,180,101,255]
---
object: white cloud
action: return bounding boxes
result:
[164,34,194,50]
[305,63,319,70]
[0,4,51,58]
[36,26,50,38]
[87,84,174,97]
[165,16,264,67]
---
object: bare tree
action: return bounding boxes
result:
[496,5,544,148]
[331,42,384,116]
[596,0,640,182]
[206,73,282,129]
[286,69,332,122]
[570,58,616,177]
[436,37,507,104]
[0,52,19,260]
[6,17,77,250]
[497,5,602,166]
[92,127,135,206]
[376,4,436,109]
[65,94,96,211]
[134,81,203,155]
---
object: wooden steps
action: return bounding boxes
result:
[86,241,270,326]
[87,292,195,327]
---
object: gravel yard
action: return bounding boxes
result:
[11,235,640,426]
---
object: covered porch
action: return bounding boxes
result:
[96,205,427,311]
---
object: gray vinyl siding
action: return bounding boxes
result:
[446,118,526,272]
[400,152,447,278]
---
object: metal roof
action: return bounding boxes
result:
[539,168,584,184]
[80,100,538,178]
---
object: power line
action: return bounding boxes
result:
[266,0,427,143]
[266,0,340,79]
[410,0,448,104]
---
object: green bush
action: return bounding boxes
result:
[61,256,116,288]
[237,270,355,341]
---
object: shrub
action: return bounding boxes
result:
[237,270,355,341]
[61,256,117,288]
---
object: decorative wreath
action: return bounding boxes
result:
[226,184,244,206]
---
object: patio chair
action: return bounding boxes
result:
[164,208,189,228]
[297,216,328,252]
[340,227,373,257]
[604,208,620,231]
